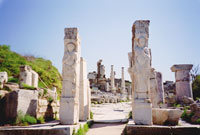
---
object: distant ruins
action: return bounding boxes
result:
[88,60,132,103]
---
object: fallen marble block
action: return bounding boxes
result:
[152,108,183,125]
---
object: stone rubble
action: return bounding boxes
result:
[0,72,8,89]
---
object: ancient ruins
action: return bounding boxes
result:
[171,64,193,102]
[60,28,91,125]
[0,20,199,135]
[128,20,153,125]
[88,60,132,104]
[19,65,38,88]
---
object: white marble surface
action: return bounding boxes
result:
[91,102,132,123]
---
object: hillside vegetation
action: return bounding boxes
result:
[0,45,62,93]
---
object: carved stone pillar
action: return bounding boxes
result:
[156,71,164,103]
[60,28,80,125]
[79,57,88,121]
[150,68,159,108]
[128,20,152,125]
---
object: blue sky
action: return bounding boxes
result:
[0,0,200,82]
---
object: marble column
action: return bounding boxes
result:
[171,64,193,102]
[110,65,116,93]
[79,57,88,121]
[128,20,152,125]
[156,71,164,103]
[105,82,110,92]
[128,84,132,100]
[150,68,159,108]
[87,80,91,119]
[60,28,80,125]
[120,67,126,94]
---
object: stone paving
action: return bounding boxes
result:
[87,102,132,135]
[91,102,132,123]
[87,123,125,135]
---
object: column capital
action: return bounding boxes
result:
[171,64,193,72]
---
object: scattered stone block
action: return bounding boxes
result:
[152,108,182,125]
[0,72,8,89]
[0,89,38,124]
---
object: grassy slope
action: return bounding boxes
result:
[0,45,62,94]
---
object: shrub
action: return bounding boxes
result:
[43,88,48,96]
[90,111,93,119]
[23,115,37,124]
[192,75,200,100]
[8,78,19,83]
[22,83,36,90]
[0,45,62,99]
[173,104,181,108]
[73,123,91,135]
[129,111,132,119]
[37,116,45,124]
[47,96,54,103]
[196,119,200,124]
[15,111,37,126]
[181,109,194,123]
[87,121,93,128]
[15,110,25,125]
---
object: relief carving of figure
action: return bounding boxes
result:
[132,35,151,99]
[62,42,78,83]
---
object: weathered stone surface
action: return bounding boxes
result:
[120,67,126,94]
[0,90,8,98]
[60,28,80,125]
[165,94,176,105]
[19,65,39,88]
[105,82,110,92]
[87,80,91,119]
[79,57,89,121]
[38,99,48,106]
[31,70,38,88]
[126,120,200,135]
[128,84,132,100]
[156,72,164,103]
[150,68,159,108]
[171,64,193,102]
[128,20,152,125]
[0,121,90,135]
[4,82,19,91]
[0,89,38,124]
[152,108,182,125]
[38,106,48,113]
[190,103,200,123]
[110,65,116,93]
[133,101,152,125]
[181,96,194,105]
[0,72,8,89]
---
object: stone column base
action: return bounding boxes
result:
[133,101,152,125]
[60,97,79,125]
